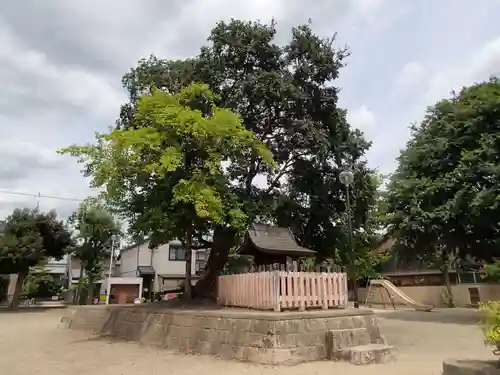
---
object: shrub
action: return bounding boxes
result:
[478,301,500,348]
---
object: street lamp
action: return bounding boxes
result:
[105,234,118,305]
[339,170,359,308]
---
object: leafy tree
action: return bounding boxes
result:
[61,84,273,299]
[335,173,389,304]
[23,268,63,299]
[119,20,375,297]
[62,20,376,300]
[484,261,500,283]
[0,208,72,309]
[68,199,120,304]
[388,78,500,299]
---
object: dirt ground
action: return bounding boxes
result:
[0,307,495,375]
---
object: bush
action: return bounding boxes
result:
[23,271,63,299]
[478,301,500,348]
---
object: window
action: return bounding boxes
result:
[169,245,186,261]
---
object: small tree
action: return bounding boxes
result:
[68,199,120,304]
[23,268,63,299]
[0,208,72,309]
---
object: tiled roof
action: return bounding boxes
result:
[246,223,315,256]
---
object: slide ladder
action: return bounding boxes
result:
[365,280,396,310]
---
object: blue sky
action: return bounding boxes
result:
[0,0,499,219]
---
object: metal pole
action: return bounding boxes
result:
[345,185,359,308]
[105,236,115,305]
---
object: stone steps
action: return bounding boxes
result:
[341,343,395,365]
[325,328,395,365]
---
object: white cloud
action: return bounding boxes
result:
[347,105,377,134]
[397,61,425,87]
[423,35,500,105]
[352,0,386,16]
[0,0,499,220]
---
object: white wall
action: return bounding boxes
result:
[44,255,69,275]
[118,241,199,277]
[117,241,203,293]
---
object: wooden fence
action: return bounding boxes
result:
[217,270,348,311]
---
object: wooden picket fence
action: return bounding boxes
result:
[217,270,348,311]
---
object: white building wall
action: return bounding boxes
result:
[116,241,201,293]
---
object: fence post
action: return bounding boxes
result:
[273,270,281,312]
[321,272,328,309]
[343,273,349,308]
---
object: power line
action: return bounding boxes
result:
[0,189,85,203]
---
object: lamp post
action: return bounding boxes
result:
[339,170,359,308]
[105,234,117,305]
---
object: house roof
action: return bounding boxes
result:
[242,223,315,256]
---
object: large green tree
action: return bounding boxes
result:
[0,209,72,309]
[63,20,376,300]
[116,20,376,298]
[68,199,120,304]
[388,78,500,297]
[61,83,273,299]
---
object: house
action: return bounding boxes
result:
[115,239,209,300]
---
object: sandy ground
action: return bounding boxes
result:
[0,307,495,375]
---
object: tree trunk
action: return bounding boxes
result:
[75,262,84,305]
[184,223,193,300]
[86,277,95,305]
[193,226,236,300]
[442,265,454,307]
[352,278,360,308]
[9,268,28,310]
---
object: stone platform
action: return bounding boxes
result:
[443,359,500,375]
[61,304,389,365]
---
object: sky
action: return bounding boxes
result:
[1,0,500,221]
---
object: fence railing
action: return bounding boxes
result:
[217,270,348,311]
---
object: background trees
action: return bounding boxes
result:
[0,209,72,309]
[388,78,500,298]
[68,199,120,304]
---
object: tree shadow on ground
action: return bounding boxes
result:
[377,308,481,325]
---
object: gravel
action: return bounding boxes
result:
[0,307,495,375]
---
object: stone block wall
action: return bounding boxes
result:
[62,305,384,365]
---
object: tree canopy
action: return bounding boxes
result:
[61,83,274,297]
[388,78,500,270]
[0,208,72,309]
[68,199,120,304]
[62,19,378,298]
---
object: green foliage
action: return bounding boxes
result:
[0,208,72,272]
[23,269,63,298]
[61,84,273,246]
[61,20,378,299]
[388,78,500,266]
[67,199,120,304]
[483,261,500,283]
[0,208,72,308]
[117,20,374,255]
[479,301,500,347]
[334,174,390,280]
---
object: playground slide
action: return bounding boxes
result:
[370,279,434,312]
